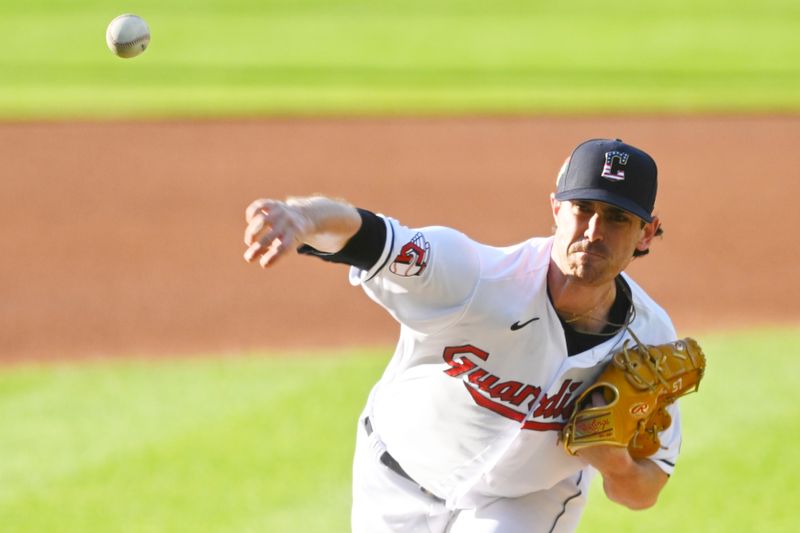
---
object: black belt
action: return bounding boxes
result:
[363,417,443,501]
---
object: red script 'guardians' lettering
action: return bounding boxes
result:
[442,345,584,431]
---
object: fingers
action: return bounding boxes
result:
[591,389,610,407]
[245,198,273,223]
[258,236,292,267]
[243,199,303,268]
[244,199,295,246]
[243,234,292,268]
[244,221,289,267]
[244,214,266,246]
[243,222,296,266]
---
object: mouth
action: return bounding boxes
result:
[570,245,607,259]
[575,250,605,259]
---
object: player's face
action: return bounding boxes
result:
[550,197,659,286]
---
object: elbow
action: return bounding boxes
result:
[625,497,659,511]
[603,480,661,510]
[599,458,669,511]
[610,492,659,511]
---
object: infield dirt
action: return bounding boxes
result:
[2,116,798,362]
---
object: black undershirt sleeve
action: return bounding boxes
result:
[297,208,387,271]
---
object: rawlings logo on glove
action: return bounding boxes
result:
[562,337,706,459]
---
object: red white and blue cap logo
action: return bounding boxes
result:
[600,151,629,181]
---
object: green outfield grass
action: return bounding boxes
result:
[0,348,385,532]
[1,327,798,532]
[1,0,799,118]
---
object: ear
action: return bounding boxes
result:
[550,193,561,222]
[635,215,660,253]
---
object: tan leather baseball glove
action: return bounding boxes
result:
[562,337,706,459]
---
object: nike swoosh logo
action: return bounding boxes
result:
[510,317,540,331]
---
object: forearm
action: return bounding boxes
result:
[578,446,668,510]
[285,196,362,253]
[600,457,667,509]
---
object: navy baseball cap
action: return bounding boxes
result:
[554,139,657,222]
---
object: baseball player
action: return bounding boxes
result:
[243,139,678,532]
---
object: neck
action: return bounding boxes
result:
[547,261,617,334]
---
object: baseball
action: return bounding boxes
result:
[106,14,150,58]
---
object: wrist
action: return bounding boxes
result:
[285,196,324,235]
[285,196,361,253]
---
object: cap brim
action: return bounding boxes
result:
[554,189,654,222]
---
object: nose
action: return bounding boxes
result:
[584,213,603,242]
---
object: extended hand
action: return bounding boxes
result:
[243,199,312,268]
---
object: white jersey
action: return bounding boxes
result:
[349,216,681,510]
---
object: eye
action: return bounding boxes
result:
[607,210,632,224]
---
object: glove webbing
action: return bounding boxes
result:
[615,338,670,392]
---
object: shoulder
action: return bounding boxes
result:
[369,217,551,279]
[348,217,475,282]
[472,236,553,281]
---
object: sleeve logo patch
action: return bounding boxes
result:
[390,232,431,277]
